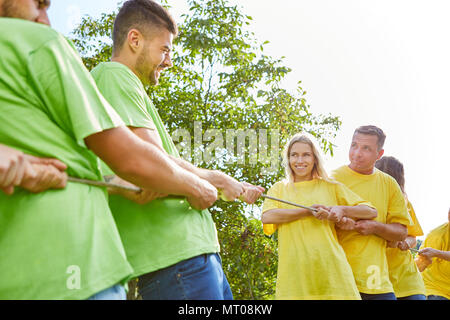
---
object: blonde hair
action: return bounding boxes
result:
[282,133,332,183]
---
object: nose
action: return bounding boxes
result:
[163,53,173,68]
[36,9,51,26]
[353,147,363,159]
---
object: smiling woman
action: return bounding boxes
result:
[261,132,377,300]
[284,133,330,183]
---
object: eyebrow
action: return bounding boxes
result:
[39,0,51,8]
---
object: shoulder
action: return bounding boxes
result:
[374,168,395,183]
[91,62,139,84]
[0,18,63,52]
[1,18,58,37]
[427,223,449,239]
[375,168,403,193]
[316,178,340,190]
[330,165,348,179]
[271,180,288,189]
[267,180,289,193]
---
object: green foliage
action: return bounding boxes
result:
[71,0,341,299]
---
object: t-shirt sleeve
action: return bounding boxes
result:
[421,229,443,251]
[27,35,124,148]
[92,67,156,131]
[262,182,282,236]
[386,179,413,226]
[334,181,375,208]
[406,199,424,236]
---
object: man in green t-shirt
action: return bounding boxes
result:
[90,0,264,300]
[0,0,224,299]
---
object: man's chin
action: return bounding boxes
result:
[149,74,159,86]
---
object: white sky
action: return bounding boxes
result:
[49,0,449,237]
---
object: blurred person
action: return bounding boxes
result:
[416,208,450,300]
[375,156,426,300]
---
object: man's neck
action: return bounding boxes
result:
[348,164,375,175]
[111,55,140,80]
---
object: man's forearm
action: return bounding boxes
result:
[169,155,211,180]
[86,126,209,198]
[436,250,450,261]
[128,126,231,193]
[373,222,408,242]
[341,205,377,220]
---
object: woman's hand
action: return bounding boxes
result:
[310,204,331,220]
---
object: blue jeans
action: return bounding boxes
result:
[138,253,233,300]
[427,295,449,300]
[397,294,426,300]
[359,292,397,300]
[87,284,126,300]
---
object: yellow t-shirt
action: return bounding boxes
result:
[262,178,372,300]
[331,166,412,294]
[420,223,450,299]
[386,199,425,297]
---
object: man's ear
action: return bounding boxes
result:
[377,148,384,160]
[127,29,142,53]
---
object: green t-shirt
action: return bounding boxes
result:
[0,19,133,299]
[91,62,220,278]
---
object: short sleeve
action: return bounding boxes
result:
[334,181,375,208]
[406,200,424,237]
[92,65,157,131]
[420,226,445,251]
[386,179,413,226]
[262,182,283,236]
[28,35,124,148]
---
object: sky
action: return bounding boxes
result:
[48,0,449,237]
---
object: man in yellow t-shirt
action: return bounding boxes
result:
[331,125,412,300]
[416,209,450,300]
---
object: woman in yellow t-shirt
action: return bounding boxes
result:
[415,208,450,300]
[261,133,377,300]
[375,156,426,300]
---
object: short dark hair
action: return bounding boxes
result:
[375,156,405,193]
[354,125,386,150]
[112,0,178,53]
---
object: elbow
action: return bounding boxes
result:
[261,211,276,224]
[368,207,378,219]
[111,157,142,182]
[396,225,408,241]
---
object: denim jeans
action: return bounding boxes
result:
[359,292,397,300]
[397,294,426,300]
[427,295,449,300]
[138,253,233,300]
[87,284,126,300]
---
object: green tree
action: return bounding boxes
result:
[71,0,341,299]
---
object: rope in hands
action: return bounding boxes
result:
[68,176,418,253]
